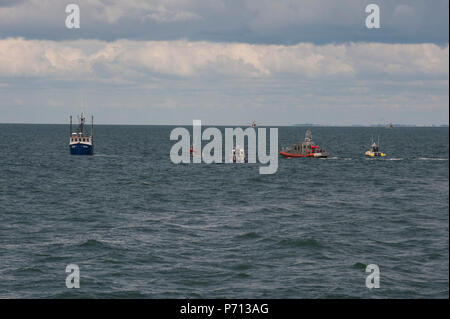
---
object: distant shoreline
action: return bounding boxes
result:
[294,124,449,128]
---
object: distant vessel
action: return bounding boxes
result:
[280,130,328,158]
[230,146,247,163]
[251,121,257,128]
[69,113,94,155]
[190,145,201,159]
[293,123,319,127]
[386,123,394,129]
[365,137,386,157]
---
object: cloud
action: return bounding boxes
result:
[0,38,448,81]
[0,0,448,44]
[0,0,205,24]
[0,37,447,125]
[0,0,26,8]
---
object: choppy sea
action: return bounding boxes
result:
[0,124,448,298]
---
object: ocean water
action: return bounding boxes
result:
[0,124,448,298]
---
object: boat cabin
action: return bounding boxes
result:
[371,142,379,152]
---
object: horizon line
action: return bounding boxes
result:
[0,122,448,127]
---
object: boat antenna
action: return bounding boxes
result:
[81,90,85,115]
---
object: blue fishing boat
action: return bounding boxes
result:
[69,113,94,155]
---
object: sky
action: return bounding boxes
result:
[0,0,448,125]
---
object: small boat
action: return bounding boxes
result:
[230,146,248,163]
[280,130,328,158]
[190,145,201,159]
[251,121,257,128]
[365,138,386,157]
[69,113,94,155]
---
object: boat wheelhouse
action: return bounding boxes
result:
[69,113,94,155]
[280,130,328,158]
[230,146,247,163]
[365,137,386,157]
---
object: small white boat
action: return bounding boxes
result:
[230,146,247,163]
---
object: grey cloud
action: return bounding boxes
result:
[0,0,447,44]
[0,0,26,8]
[1,74,447,125]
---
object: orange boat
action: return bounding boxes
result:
[280,130,328,158]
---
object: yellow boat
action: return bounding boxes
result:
[365,139,386,157]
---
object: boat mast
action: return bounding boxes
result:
[70,115,72,135]
[91,115,94,137]
[79,113,85,135]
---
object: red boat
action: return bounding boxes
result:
[280,130,328,158]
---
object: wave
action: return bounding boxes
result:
[234,232,261,240]
[93,153,111,157]
[324,157,351,160]
[418,157,448,161]
[15,265,45,274]
[352,262,367,270]
[278,237,323,248]
[78,239,113,250]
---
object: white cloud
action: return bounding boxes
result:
[0,38,447,81]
